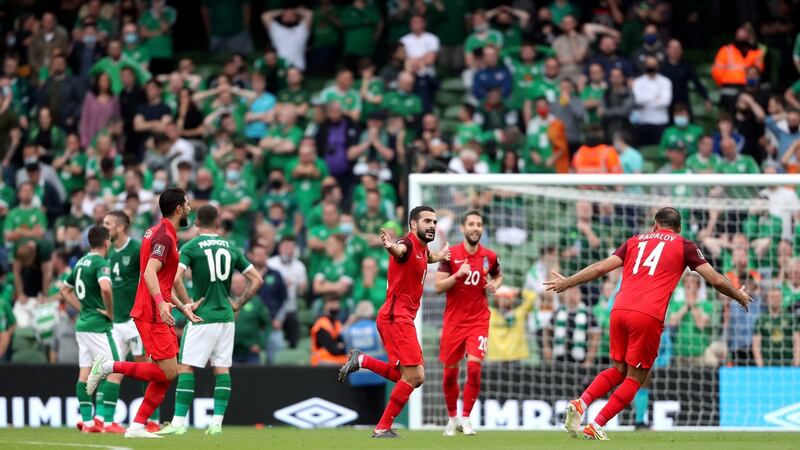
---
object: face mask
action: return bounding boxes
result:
[536,107,549,118]
[152,179,166,193]
[643,34,658,45]
[124,32,137,45]
[328,308,340,318]
[269,218,283,226]
[474,24,489,33]
[790,125,799,133]
[270,179,283,190]
[87,189,99,197]
[24,156,38,165]
[65,239,81,250]
[280,254,292,264]
[645,66,658,75]
[2,86,11,97]
[746,78,758,87]
[83,34,97,45]
[674,116,689,127]
[6,36,15,47]
[339,222,353,235]
[226,170,239,183]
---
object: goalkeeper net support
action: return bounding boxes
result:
[407,173,800,431]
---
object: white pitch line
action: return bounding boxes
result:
[0,440,133,450]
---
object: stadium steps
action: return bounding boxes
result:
[443,105,462,120]
[441,77,465,93]
[436,90,464,108]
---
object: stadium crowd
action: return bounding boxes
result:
[0,0,799,371]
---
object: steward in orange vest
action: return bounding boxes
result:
[310,298,349,366]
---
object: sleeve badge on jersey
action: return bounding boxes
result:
[101,267,110,275]
[153,243,165,257]
[697,248,705,260]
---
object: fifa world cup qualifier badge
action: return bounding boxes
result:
[483,256,490,274]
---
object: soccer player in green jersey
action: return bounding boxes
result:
[59,226,122,433]
[104,210,163,433]
[158,205,263,436]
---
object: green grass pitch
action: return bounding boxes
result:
[0,427,795,450]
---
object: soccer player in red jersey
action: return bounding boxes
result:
[338,206,450,438]
[545,207,752,440]
[434,210,502,436]
[86,188,204,438]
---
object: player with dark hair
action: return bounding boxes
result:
[435,210,502,436]
[339,205,451,438]
[87,188,204,438]
[59,226,120,434]
[547,207,752,440]
[158,204,263,436]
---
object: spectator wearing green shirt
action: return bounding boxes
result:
[4,182,46,252]
[253,48,290,95]
[307,202,342,278]
[138,0,178,74]
[668,273,714,367]
[277,68,310,118]
[201,0,253,55]
[317,69,363,122]
[383,72,423,126]
[487,6,530,59]
[287,139,329,217]
[307,0,340,75]
[212,159,255,247]
[686,135,720,174]
[507,43,552,110]
[715,136,760,174]
[349,112,396,177]
[782,259,800,309]
[581,63,608,127]
[351,257,387,312]
[258,107,303,175]
[659,103,704,154]
[753,287,800,367]
[121,23,151,71]
[340,0,383,70]
[358,61,385,120]
[90,40,151,95]
[464,11,505,70]
[313,234,356,305]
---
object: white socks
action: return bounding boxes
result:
[211,415,224,427]
[128,422,144,432]
[171,416,186,427]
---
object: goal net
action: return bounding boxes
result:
[407,174,800,431]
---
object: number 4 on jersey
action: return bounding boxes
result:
[632,241,665,276]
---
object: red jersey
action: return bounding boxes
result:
[377,232,430,324]
[612,229,707,322]
[130,219,180,323]
[438,243,500,327]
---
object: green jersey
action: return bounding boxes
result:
[277,87,311,107]
[262,124,303,173]
[108,238,141,323]
[315,255,357,299]
[754,312,797,366]
[317,86,362,113]
[508,60,544,108]
[455,122,495,148]
[523,119,554,173]
[179,234,253,323]
[580,83,607,126]
[66,253,113,332]
[340,4,381,57]
[286,157,329,216]
[233,298,268,354]
[464,30,504,53]
[660,125,704,154]
[4,205,47,248]
[138,6,177,59]
[532,79,559,103]
[668,296,714,357]
[686,153,720,173]
[211,183,255,247]
[382,91,422,118]
[123,45,151,66]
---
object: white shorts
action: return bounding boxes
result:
[76,331,120,367]
[112,319,144,358]
[179,322,234,368]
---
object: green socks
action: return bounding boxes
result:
[174,373,195,420]
[76,381,93,422]
[101,381,120,423]
[213,373,231,417]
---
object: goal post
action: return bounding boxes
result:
[407,173,800,431]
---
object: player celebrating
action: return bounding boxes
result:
[545,207,752,440]
[60,226,122,433]
[338,206,450,438]
[434,211,502,436]
[87,188,203,439]
[158,204,263,436]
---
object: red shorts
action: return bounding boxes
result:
[439,324,489,365]
[377,321,424,367]
[134,318,179,361]
[609,309,664,370]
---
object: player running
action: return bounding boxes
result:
[87,188,204,438]
[545,207,752,440]
[59,226,122,434]
[434,211,502,436]
[338,205,450,438]
[158,204,263,436]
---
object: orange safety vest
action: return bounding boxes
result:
[572,144,622,174]
[310,316,349,366]
[711,44,764,87]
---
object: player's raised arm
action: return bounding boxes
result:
[428,241,451,263]
[381,228,408,259]
[544,255,624,293]
[694,263,753,311]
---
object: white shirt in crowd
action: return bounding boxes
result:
[400,31,440,61]
[631,73,672,125]
[268,21,310,70]
[760,186,800,239]
[267,255,308,314]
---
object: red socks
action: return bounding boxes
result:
[595,377,641,427]
[113,361,169,383]
[581,367,625,406]
[376,380,414,430]
[133,381,170,424]
[360,354,401,382]
[462,361,481,417]
[442,367,460,417]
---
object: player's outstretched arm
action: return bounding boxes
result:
[380,228,408,259]
[231,269,264,312]
[544,255,623,293]
[694,263,753,311]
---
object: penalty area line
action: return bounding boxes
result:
[0,441,133,450]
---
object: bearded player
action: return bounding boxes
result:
[545,207,752,440]
[87,188,204,438]
[434,211,502,436]
[338,205,450,438]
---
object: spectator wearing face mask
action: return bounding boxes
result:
[630,24,666,74]
[523,97,568,173]
[310,298,348,366]
[712,26,765,111]
[660,103,704,154]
